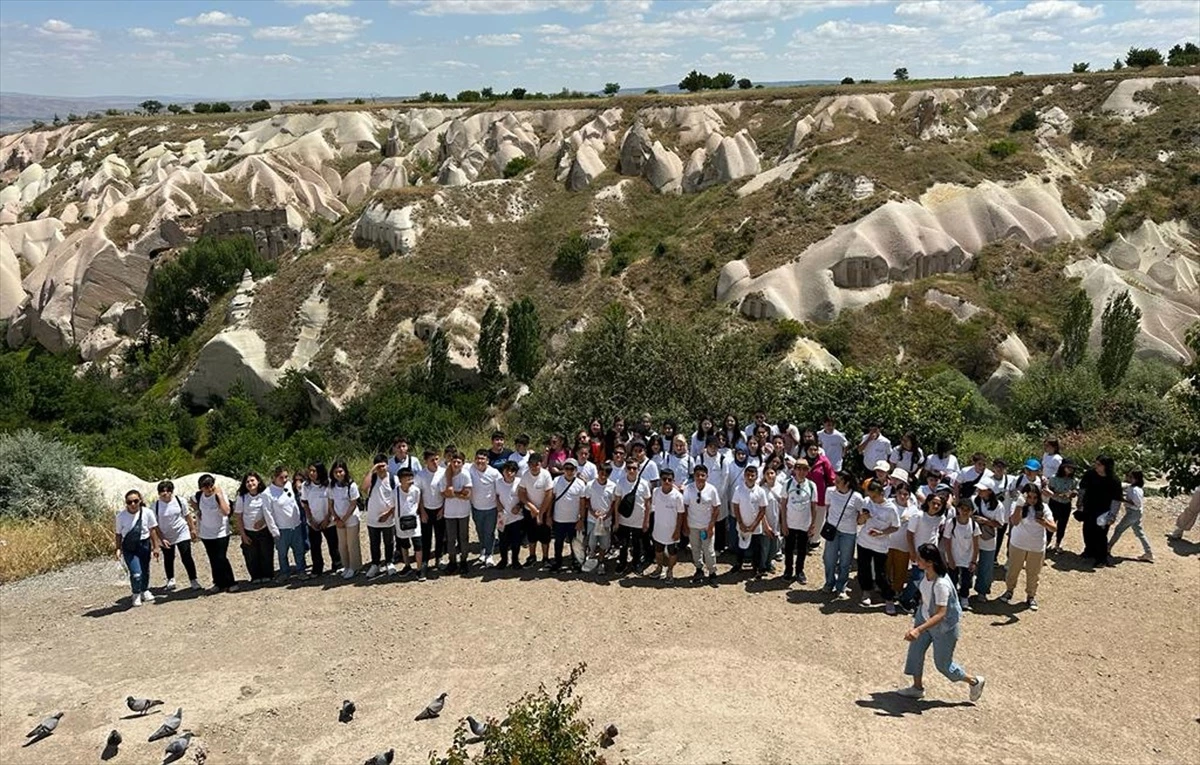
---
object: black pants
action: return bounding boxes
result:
[368,526,395,566]
[856,545,893,599]
[309,525,341,575]
[553,521,577,567]
[783,529,809,576]
[201,536,236,590]
[242,529,275,581]
[421,512,446,562]
[1048,500,1071,548]
[499,518,525,564]
[1081,513,1110,565]
[618,525,646,567]
[714,514,728,552]
[163,539,198,582]
[950,566,974,598]
[642,513,655,561]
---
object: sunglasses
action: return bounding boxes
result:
[125,499,141,505]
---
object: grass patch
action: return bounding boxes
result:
[0,515,113,583]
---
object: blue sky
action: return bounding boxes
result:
[0,0,1197,98]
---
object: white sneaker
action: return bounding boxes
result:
[484,555,496,568]
[131,594,143,607]
[969,675,986,702]
[365,564,380,578]
[189,579,202,591]
[142,590,156,602]
[898,685,924,699]
[165,578,176,591]
[342,568,356,580]
[386,564,397,576]
[861,596,873,607]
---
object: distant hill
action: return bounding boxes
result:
[621,80,839,95]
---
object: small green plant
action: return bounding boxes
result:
[503,155,536,178]
[553,234,589,281]
[352,273,367,288]
[1009,109,1038,132]
[987,138,1021,159]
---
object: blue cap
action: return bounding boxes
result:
[1024,458,1042,471]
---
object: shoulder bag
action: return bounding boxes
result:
[820,491,854,541]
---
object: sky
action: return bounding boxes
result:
[0,0,1197,98]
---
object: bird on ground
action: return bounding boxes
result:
[362,748,394,765]
[25,712,63,742]
[148,708,183,741]
[127,696,165,715]
[600,722,619,748]
[101,729,122,759]
[467,715,489,738]
[339,699,356,723]
[414,693,447,721]
[164,731,194,758]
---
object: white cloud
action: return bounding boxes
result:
[280,0,354,7]
[253,12,372,44]
[264,53,303,63]
[401,0,592,14]
[203,32,244,49]
[176,11,252,27]
[1134,0,1199,14]
[128,27,157,40]
[36,19,99,43]
[894,0,990,24]
[469,33,523,45]
[807,20,924,39]
[438,59,479,67]
[678,0,890,23]
[361,41,405,56]
[535,23,570,34]
[993,0,1104,24]
[1028,29,1063,42]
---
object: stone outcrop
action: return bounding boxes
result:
[354,202,421,255]
[201,208,300,260]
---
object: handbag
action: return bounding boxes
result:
[120,509,145,555]
[398,514,418,531]
[617,461,650,518]
[820,491,854,541]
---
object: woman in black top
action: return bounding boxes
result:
[1077,455,1122,567]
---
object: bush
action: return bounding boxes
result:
[738,77,753,89]
[1008,361,1103,432]
[0,431,103,520]
[456,90,482,103]
[251,99,271,111]
[987,138,1021,158]
[335,381,489,454]
[433,664,605,765]
[762,319,804,355]
[1009,109,1038,132]
[511,87,527,100]
[841,76,855,85]
[924,369,1000,427]
[1125,46,1164,68]
[553,234,589,281]
[193,102,212,113]
[1072,62,1090,73]
[503,155,536,178]
[1160,323,1200,496]
[1168,42,1200,67]
[603,82,620,95]
[210,102,232,113]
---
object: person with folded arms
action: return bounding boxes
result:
[234,472,278,584]
[438,451,474,576]
[518,453,554,568]
[495,460,526,569]
[468,449,502,568]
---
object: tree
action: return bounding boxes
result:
[210,102,232,113]
[193,102,212,113]
[1160,323,1200,497]
[251,99,271,111]
[1009,108,1039,132]
[1125,46,1164,68]
[711,72,736,89]
[506,297,542,384]
[311,98,329,105]
[1168,42,1200,66]
[1098,291,1141,389]
[511,87,527,100]
[737,77,753,89]
[1009,70,1025,77]
[1112,58,1124,70]
[1060,288,1093,369]
[553,234,588,281]
[841,76,855,84]
[893,67,909,81]
[456,89,482,102]
[481,86,495,98]
[1072,61,1090,73]
[140,99,164,115]
[477,302,506,381]
[426,327,449,396]
[352,97,366,104]
[167,103,183,114]
[679,69,712,92]
[603,82,621,96]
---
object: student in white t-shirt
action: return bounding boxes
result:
[857,423,893,474]
[971,479,1005,602]
[953,453,990,503]
[818,418,850,472]
[1040,438,1063,483]
[663,435,693,487]
[925,441,961,486]
[781,460,817,585]
[856,480,901,608]
[329,461,361,579]
[496,461,525,569]
[885,484,921,614]
[395,468,425,580]
[902,492,947,609]
[583,461,617,574]
[899,543,986,703]
[518,453,554,567]
[151,479,199,592]
[648,469,686,582]
[191,474,237,592]
[267,467,307,580]
[417,449,446,574]
[614,459,653,573]
[549,459,587,573]
[942,500,981,610]
[683,464,721,584]
[1109,470,1152,562]
[303,462,341,577]
[468,449,502,568]
[1001,485,1056,611]
[574,444,598,484]
[822,471,864,598]
[733,465,769,575]
[437,452,473,575]
[362,455,398,578]
[387,436,421,478]
[234,472,278,584]
[694,437,731,552]
[115,489,162,606]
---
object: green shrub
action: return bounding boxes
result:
[553,234,589,281]
[335,381,489,455]
[503,155,536,178]
[924,369,1000,426]
[0,430,103,519]
[987,138,1021,158]
[762,319,804,356]
[1008,361,1103,432]
[1009,109,1038,132]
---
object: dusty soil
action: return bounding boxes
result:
[1,497,1197,765]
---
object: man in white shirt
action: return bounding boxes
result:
[437,452,473,575]
[417,449,446,574]
[511,434,532,475]
[683,464,721,585]
[614,459,653,574]
[362,456,397,578]
[732,465,769,575]
[781,460,817,584]
[818,418,850,472]
[584,461,617,574]
[857,422,892,473]
[468,449,502,567]
[518,453,554,566]
[550,459,588,572]
[495,461,525,568]
[695,437,731,553]
[387,436,421,477]
[742,410,779,444]
[649,469,686,582]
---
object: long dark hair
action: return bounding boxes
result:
[695,415,715,443]
[238,471,264,496]
[309,461,329,487]
[330,460,352,488]
[1021,485,1045,517]
[917,543,949,576]
[935,439,953,459]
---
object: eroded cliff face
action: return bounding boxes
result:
[2,72,1197,406]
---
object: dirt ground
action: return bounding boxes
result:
[1,497,1197,765]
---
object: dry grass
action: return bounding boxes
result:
[0,515,112,583]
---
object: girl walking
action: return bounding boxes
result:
[152,480,200,591]
[1045,459,1078,554]
[115,490,162,607]
[191,474,236,592]
[1108,470,1153,562]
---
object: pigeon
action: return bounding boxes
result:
[362,748,394,765]
[467,715,488,738]
[25,712,63,740]
[338,699,356,723]
[127,696,165,715]
[164,731,193,758]
[600,722,619,748]
[101,729,122,760]
[604,723,619,739]
[148,707,182,741]
[414,693,447,721]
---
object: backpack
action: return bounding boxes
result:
[361,472,397,513]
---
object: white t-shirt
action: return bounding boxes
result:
[908,511,945,553]
[511,451,531,475]
[1125,485,1143,512]
[437,470,473,520]
[418,465,446,511]
[468,464,501,510]
[551,475,587,523]
[973,496,1006,552]
[824,488,864,535]
[889,447,925,475]
[689,433,708,458]
[304,484,330,524]
[152,496,191,545]
[576,460,598,484]
[763,483,783,532]
[330,482,361,527]
[635,457,660,484]
[115,507,158,540]
[683,482,720,529]
[235,493,276,535]
[519,469,553,512]
[942,515,980,567]
[925,454,961,483]
[857,498,900,554]
[889,498,922,551]
[733,482,768,534]
[267,484,303,530]
[1009,503,1049,552]
[662,452,692,485]
[991,473,1019,515]
[1041,452,1063,481]
[614,474,652,527]
[695,450,730,512]
[497,478,522,525]
[396,484,422,539]
[818,429,849,471]
[387,454,421,478]
[785,478,816,530]
[365,472,398,528]
[859,434,892,470]
[955,465,990,496]
[919,574,955,622]
[651,486,685,544]
[195,491,230,540]
[587,479,616,522]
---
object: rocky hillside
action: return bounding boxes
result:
[1,69,1197,409]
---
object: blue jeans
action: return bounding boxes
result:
[1109,508,1152,556]
[904,617,967,682]
[975,548,997,597]
[822,531,856,592]
[275,526,306,576]
[900,566,924,609]
[472,506,498,558]
[123,540,152,595]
